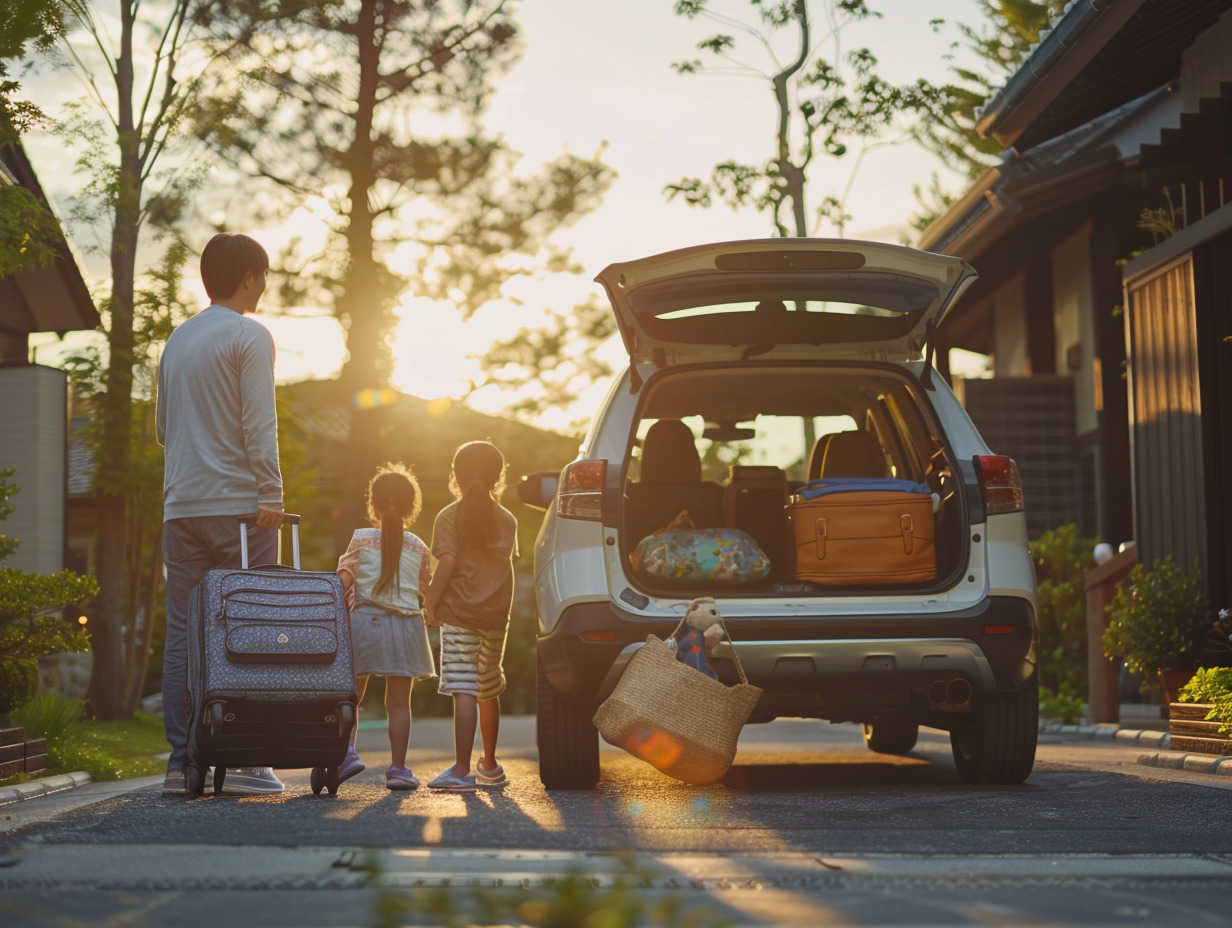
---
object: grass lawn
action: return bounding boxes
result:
[1,706,167,786]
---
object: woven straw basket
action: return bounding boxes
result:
[592,621,763,785]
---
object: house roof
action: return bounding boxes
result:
[0,139,99,337]
[920,85,1175,257]
[976,0,1232,150]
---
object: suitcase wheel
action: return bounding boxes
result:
[326,766,340,795]
[186,764,205,798]
[311,767,324,796]
[213,766,226,794]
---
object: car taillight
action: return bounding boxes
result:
[556,460,606,521]
[976,455,1024,515]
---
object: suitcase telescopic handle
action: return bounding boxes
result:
[236,513,301,570]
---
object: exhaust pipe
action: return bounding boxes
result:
[927,677,973,711]
[947,678,973,707]
[927,679,949,708]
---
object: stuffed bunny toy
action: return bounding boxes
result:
[673,596,725,680]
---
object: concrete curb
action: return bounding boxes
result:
[1039,720,1171,748]
[1039,718,1232,776]
[0,772,92,806]
[1136,751,1232,777]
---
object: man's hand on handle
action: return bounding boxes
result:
[255,507,284,531]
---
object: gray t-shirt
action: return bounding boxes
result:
[431,500,518,632]
[156,305,282,521]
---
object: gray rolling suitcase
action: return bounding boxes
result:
[185,515,357,796]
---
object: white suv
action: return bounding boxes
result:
[518,239,1039,790]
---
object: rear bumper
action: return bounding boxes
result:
[538,595,1037,720]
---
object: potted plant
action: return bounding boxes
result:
[1102,556,1211,705]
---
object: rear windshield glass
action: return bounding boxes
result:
[626,273,940,346]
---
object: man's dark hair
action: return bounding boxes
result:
[200,233,270,301]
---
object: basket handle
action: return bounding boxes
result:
[667,613,750,686]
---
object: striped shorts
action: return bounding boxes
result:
[437,624,507,700]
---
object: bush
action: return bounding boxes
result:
[1103,556,1210,676]
[1030,524,1099,697]
[0,470,95,704]
[12,693,86,743]
[0,656,39,716]
[1178,667,1232,737]
[1039,686,1086,724]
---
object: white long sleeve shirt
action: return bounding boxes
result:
[156,304,283,521]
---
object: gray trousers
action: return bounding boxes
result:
[162,516,277,768]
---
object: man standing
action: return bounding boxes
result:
[156,232,286,795]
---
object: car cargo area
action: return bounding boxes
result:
[619,364,970,595]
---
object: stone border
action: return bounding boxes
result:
[0,771,91,806]
[1136,752,1232,776]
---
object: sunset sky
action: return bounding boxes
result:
[26,0,989,430]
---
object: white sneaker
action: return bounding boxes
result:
[220,767,285,795]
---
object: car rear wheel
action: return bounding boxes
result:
[862,719,919,755]
[950,674,1039,785]
[537,652,600,790]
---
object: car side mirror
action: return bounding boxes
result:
[517,472,560,511]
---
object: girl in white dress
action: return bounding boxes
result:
[337,462,435,789]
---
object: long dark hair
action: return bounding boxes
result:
[448,441,506,553]
[366,462,422,596]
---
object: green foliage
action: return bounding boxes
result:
[194,0,614,387]
[477,297,618,426]
[667,0,942,238]
[0,657,38,716]
[1103,557,1211,676]
[1178,667,1232,737]
[12,693,86,744]
[1038,686,1085,725]
[0,186,63,277]
[1030,523,1098,697]
[0,470,95,714]
[368,854,730,928]
[909,0,1065,228]
[0,0,64,136]
[1,702,166,783]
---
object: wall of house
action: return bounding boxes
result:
[1180,8,1232,114]
[990,272,1029,376]
[0,365,67,573]
[1050,227,1098,436]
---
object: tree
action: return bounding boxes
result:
[475,297,618,429]
[63,243,193,715]
[43,0,247,718]
[0,470,95,717]
[194,0,614,544]
[665,0,942,239]
[0,0,69,275]
[908,0,1065,232]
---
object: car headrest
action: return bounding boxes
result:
[807,433,835,481]
[640,420,702,483]
[822,430,888,478]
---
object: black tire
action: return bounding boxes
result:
[536,651,600,790]
[950,674,1039,785]
[310,767,324,796]
[212,766,225,794]
[862,719,919,755]
[326,766,340,796]
[186,764,205,798]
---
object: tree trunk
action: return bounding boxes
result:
[335,0,401,556]
[86,1,142,720]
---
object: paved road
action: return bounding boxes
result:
[2,716,1231,926]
